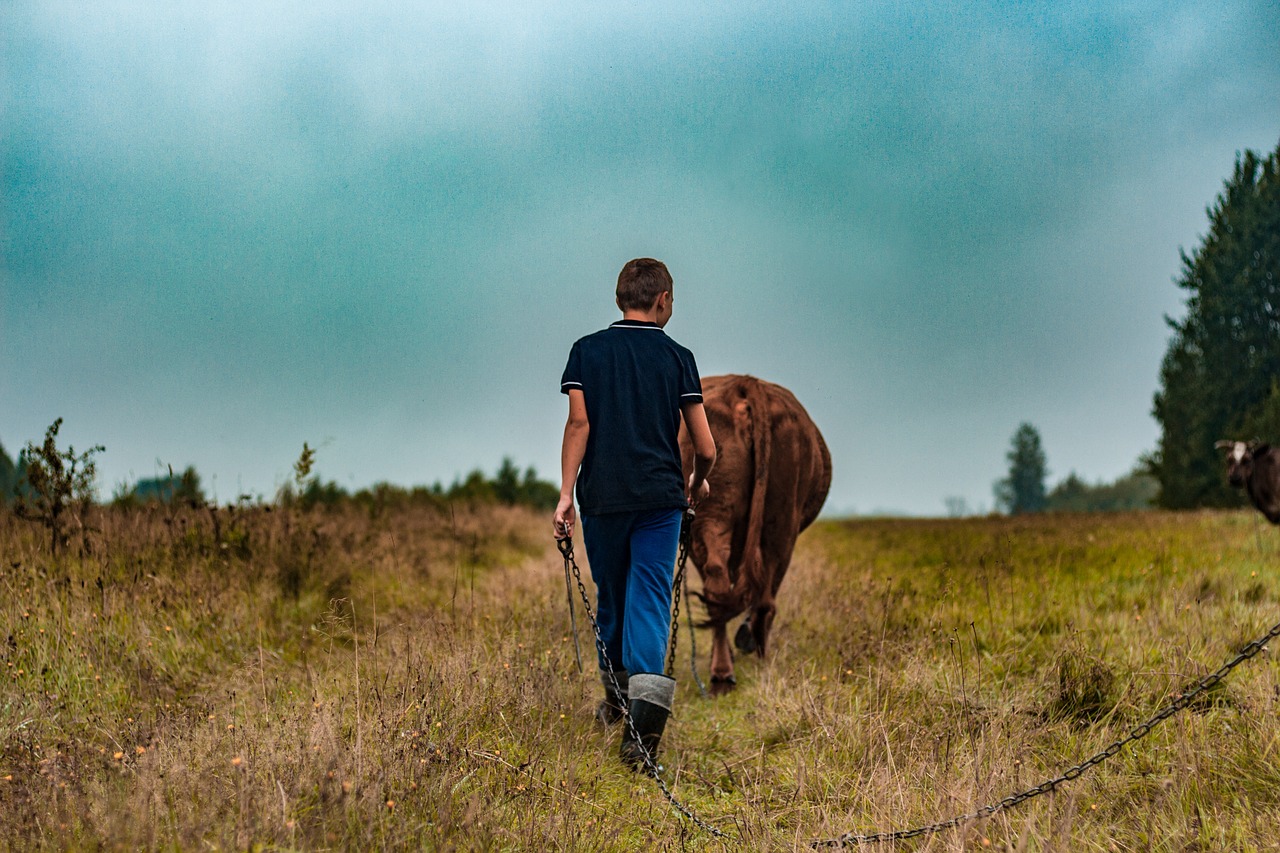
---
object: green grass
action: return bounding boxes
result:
[3,505,1280,850]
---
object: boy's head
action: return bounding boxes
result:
[616,258,673,313]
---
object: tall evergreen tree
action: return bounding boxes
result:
[995,422,1048,514]
[1152,140,1280,508]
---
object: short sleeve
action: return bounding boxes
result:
[678,348,702,403]
[560,341,584,395]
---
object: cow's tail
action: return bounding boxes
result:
[736,380,772,614]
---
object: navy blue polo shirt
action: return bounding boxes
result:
[560,320,703,516]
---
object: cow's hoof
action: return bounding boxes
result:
[734,623,758,654]
[709,674,737,696]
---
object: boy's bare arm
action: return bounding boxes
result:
[554,389,589,537]
[681,401,716,503]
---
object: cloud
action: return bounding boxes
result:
[3,1,1278,512]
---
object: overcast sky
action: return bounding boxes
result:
[3,1,1278,515]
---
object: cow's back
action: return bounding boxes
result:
[694,374,830,514]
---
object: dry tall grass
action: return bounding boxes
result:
[3,504,1280,851]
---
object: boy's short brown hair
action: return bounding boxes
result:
[616,258,673,311]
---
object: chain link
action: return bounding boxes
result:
[666,509,702,690]
[812,616,1280,847]
[665,530,685,677]
[669,508,710,696]
[557,535,730,840]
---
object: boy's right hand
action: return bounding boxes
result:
[687,474,710,507]
[553,496,576,539]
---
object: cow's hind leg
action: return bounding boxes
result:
[709,623,736,695]
[734,618,757,654]
[750,600,777,658]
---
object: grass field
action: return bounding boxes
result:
[3,502,1280,851]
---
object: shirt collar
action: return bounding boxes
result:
[609,320,662,329]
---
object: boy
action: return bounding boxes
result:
[554,258,716,771]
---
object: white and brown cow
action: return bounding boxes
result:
[1216,440,1280,523]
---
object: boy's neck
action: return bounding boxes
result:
[620,308,661,324]
[619,291,672,327]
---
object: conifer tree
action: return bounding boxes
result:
[1152,140,1280,507]
[995,422,1048,514]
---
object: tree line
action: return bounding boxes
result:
[277,455,559,512]
[993,422,1157,515]
[0,428,558,517]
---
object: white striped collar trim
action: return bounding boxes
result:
[609,321,663,330]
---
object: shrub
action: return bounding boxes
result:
[14,418,104,555]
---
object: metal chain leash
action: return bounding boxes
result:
[557,534,730,840]
[812,614,1280,847]
[665,514,688,678]
[666,509,708,699]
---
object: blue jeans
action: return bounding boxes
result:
[581,508,683,676]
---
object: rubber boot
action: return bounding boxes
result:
[619,673,675,772]
[595,670,628,726]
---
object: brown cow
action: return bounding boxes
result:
[679,375,831,693]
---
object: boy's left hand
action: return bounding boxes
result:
[553,496,576,539]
